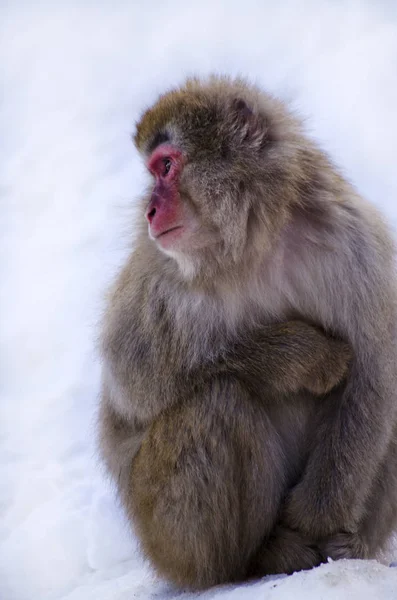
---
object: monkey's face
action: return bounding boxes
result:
[144,142,217,255]
[142,135,255,277]
[145,144,185,246]
[134,77,292,278]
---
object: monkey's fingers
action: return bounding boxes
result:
[303,340,353,396]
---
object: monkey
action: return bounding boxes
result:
[99,75,397,588]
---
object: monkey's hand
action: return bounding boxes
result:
[256,322,353,397]
[300,337,352,396]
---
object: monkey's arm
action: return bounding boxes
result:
[281,213,397,543]
[217,321,352,397]
[98,382,147,485]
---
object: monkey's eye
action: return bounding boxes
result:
[162,158,172,176]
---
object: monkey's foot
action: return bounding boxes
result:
[320,532,369,560]
[282,477,358,538]
[248,526,324,577]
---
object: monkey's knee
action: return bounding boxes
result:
[248,526,324,577]
[131,486,243,588]
[130,432,246,587]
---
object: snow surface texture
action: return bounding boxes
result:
[2,2,397,599]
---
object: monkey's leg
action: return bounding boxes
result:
[98,394,146,488]
[128,377,286,589]
[321,425,397,561]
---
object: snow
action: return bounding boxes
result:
[1,1,397,598]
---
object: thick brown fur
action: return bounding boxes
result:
[99,75,397,589]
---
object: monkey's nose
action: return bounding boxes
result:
[146,206,156,223]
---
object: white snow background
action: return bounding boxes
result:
[1,1,397,599]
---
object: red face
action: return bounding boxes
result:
[145,144,188,250]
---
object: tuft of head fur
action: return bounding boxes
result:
[134,75,301,156]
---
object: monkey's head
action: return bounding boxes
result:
[134,76,305,280]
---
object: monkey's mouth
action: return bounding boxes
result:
[154,225,184,240]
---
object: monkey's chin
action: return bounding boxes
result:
[153,225,185,250]
[155,234,198,279]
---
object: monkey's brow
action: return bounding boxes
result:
[148,131,170,153]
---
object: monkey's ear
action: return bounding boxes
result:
[233,98,254,120]
[231,98,266,146]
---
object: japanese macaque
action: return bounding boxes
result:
[99,76,397,589]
